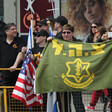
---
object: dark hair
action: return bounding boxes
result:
[46,16,55,30]
[3,23,16,31]
[55,16,68,26]
[46,16,55,23]
[33,29,49,37]
[108,25,112,32]
[62,24,74,32]
[97,26,106,36]
[36,19,48,26]
[0,20,6,31]
[93,22,103,26]
[0,21,6,37]
[89,22,103,37]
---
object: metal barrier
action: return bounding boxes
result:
[0,67,109,112]
[0,86,47,112]
[0,68,63,112]
[0,86,110,112]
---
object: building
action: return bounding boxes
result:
[1,0,60,35]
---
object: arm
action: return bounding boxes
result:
[47,36,53,41]
[10,47,27,72]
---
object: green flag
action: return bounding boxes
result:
[35,38,112,93]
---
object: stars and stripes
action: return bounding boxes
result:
[12,49,43,107]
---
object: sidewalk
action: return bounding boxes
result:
[71,91,110,112]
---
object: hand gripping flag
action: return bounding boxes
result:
[12,49,43,107]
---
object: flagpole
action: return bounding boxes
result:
[47,21,62,112]
[30,19,34,48]
[47,20,65,112]
[46,20,51,28]
[62,92,65,112]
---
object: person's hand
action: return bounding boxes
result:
[101,33,108,40]
[47,36,53,42]
[21,47,27,53]
[29,54,35,60]
[36,58,41,63]
[10,65,17,72]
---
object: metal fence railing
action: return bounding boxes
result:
[0,87,110,112]
[0,86,47,112]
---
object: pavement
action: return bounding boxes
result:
[71,91,110,112]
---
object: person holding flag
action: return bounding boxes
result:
[10,29,49,71]
[11,29,49,108]
[47,24,85,112]
[60,24,85,112]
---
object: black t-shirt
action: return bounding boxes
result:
[0,36,26,78]
[55,31,63,40]
[86,35,103,43]
[31,45,44,68]
[73,37,82,42]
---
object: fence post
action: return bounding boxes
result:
[3,88,8,112]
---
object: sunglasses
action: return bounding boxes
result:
[91,26,97,28]
[62,31,71,34]
[35,35,42,38]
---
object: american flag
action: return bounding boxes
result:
[12,49,43,107]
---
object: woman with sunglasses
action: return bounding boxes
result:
[86,22,102,43]
[64,0,112,41]
[85,25,110,111]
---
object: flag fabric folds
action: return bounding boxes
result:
[12,24,43,107]
[47,92,57,112]
[12,49,43,107]
[35,39,112,94]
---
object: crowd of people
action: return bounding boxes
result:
[0,13,112,112]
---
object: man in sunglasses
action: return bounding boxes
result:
[62,24,85,112]
[62,24,81,42]
[10,29,49,71]
[36,19,49,32]
[35,19,49,47]
[31,29,49,67]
